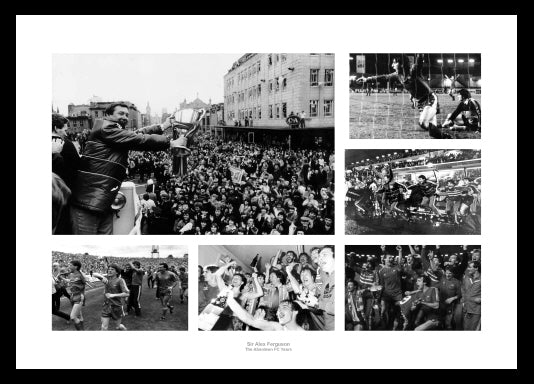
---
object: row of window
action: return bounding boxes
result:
[227,59,263,89]
[311,69,334,86]
[267,53,288,66]
[227,54,334,90]
[225,68,334,106]
[227,99,334,121]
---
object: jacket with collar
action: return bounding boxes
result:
[71,119,170,213]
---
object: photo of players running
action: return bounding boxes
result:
[345,149,481,234]
[52,54,335,235]
[198,245,335,331]
[52,245,188,331]
[345,245,481,331]
[349,53,481,139]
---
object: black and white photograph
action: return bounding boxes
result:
[52,245,188,331]
[349,53,481,139]
[345,245,481,331]
[52,53,335,235]
[345,149,481,234]
[198,245,335,331]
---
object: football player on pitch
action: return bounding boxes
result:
[92,264,130,331]
[442,89,481,132]
[356,54,440,133]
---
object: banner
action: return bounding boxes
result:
[356,55,366,74]
[229,166,245,184]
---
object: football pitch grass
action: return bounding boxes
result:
[52,280,188,331]
[349,92,482,139]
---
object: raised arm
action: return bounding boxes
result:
[243,273,264,300]
[225,292,281,331]
[421,246,431,271]
[264,262,271,284]
[285,263,301,294]
[358,72,399,83]
[396,245,403,265]
[214,262,235,293]
[100,121,171,151]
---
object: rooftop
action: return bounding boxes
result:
[227,53,257,73]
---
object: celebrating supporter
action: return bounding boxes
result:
[198,246,335,331]
[345,245,481,331]
[125,134,334,235]
[346,149,481,234]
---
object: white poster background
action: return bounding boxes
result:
[16,15,517,369]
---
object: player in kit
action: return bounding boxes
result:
[356,54,440,132]
[378,249,404,330]
[65,260,87,331]
[442,89,481,132]
[155,263,179,320]
[92,264,130,331]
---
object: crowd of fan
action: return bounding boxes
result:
[345,245,481,331]
[66,129,90,153]
[131,134,335,235]
[348,150,480,171]
[52,251,188,275]
[198,246,335,331]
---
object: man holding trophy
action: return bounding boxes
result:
[69,102,205,235]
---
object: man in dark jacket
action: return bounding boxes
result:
[69,102,182,234]
[52,113,81,234]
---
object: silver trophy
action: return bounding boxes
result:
[169,108,206,156]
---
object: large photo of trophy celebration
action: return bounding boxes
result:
[345,149,481,235]
[52,54,335,235]
[345,245,481,331]
[198,245,335,331]
[52,245,188,331]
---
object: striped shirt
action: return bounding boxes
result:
[357,270,376,289]
[426,267,444,287]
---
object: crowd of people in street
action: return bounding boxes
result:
[132,134,335,235]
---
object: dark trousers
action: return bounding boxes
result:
[127,285,142,315]
[52,292,70,320]
[70,206,113,235]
